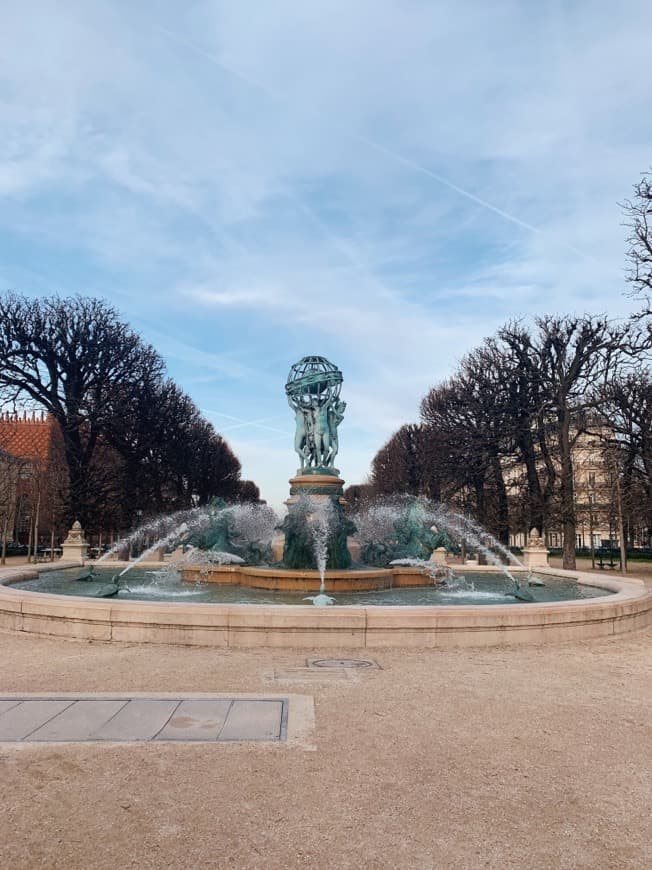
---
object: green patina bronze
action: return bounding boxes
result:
[430,527,459,554]
[286,356,346,472]
[186,498,234,552]
[281,494,355,570]
[360,497,453,567]
[186,498,271,565]
[282,356,356,570]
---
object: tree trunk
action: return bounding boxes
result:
[61,428,89,527]
[26,514,34,564]
[490,453,510,545]
[1,513,8,565]
[33,493,41,563]
[473,475,487,528]
[537,412,557,534]
[558,410,577,570]
[516,428,544,533]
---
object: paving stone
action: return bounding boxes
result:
[219,699,283,741]
[0,699,22,716]
[29,700,128,741]
[0,696,289,743]
[154,699,232,741]
[93,700,181,741]
[0,700,75,741]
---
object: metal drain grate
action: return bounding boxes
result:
[307,658,381,670]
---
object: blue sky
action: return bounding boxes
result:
[1,0,650,508]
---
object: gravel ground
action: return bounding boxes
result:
[0,625,650,870]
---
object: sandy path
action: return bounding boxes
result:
[0,626,650,869]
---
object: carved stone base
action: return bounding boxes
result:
[287,472,345,504]
[522,547,550,569]
[522,528,550,569]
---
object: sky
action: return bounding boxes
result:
[1,0,650,508]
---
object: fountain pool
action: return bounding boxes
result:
[8,565,612,606]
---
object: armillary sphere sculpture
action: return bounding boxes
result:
[285,356,346,472]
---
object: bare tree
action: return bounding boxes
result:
[534,315,631,568]
[234,480,262,503]
[371,424,427,498]
[496,323,554,535]
[421,371,511,542]
[0,448,23,563]
[0,293,255,532]
[622,170,652,317]
[0,293,165,526]
[600,369,652,547]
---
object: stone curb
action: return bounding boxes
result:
[0,562,651,649]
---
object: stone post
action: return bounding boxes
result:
[522,528,549,569]
[60,520,89,563]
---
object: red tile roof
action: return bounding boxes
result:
[0,412,60,463]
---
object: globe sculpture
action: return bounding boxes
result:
[285,355,346,473]
[282,356,353,570]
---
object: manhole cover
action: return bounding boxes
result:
[307,658,380,670]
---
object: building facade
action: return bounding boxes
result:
[507,428,627,551]
[0,411,67,549]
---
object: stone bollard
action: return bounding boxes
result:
[522,528,550,569]
[60,520,89,563]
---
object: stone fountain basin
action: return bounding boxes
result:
[0,562,651,648]
[179,564,438,593]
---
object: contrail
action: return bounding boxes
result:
[219,414,288,433]
[356,135,542,236]
[201,409,288,436]
[154,24,595,260]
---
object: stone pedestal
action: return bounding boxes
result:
[286,469,345,505]
[60,520,89,563]
[522,528,550,569]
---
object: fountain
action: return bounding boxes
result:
[27,357,586,600]
[1,353,651,648]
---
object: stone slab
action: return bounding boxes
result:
[154,699,235,741]
[219,700,284,741]
[29,700,128,741]
[0,700,75,741]
[0,696,289,743]
[0,699,22,716]
[90,699,180,742]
